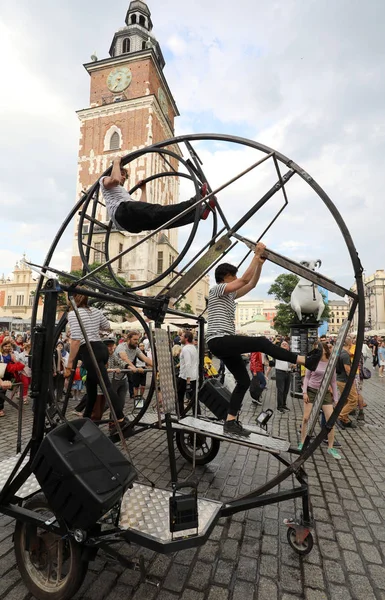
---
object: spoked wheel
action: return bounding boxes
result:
[175,430,220,465]
[286,526,314,556]
[14,494,88,600]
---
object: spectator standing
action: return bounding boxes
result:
[378,341,385,377]
[275,341,292,413]
[250,351,267,404]
[299,343,341,459]
[177,331,198,416]
[336,336,358,428]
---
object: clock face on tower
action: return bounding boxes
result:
[107,67,132,93]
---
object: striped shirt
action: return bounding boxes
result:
[100,177,134,231]
[68,307,110,346]
[206,283,236,342]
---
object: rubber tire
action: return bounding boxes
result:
[175,430,220,465]
[286,526,314,556]
[14,494,88,600]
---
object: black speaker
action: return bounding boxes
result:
[32,419,137,530]
[198,379,230,420]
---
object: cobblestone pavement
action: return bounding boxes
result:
[0,371,385,600]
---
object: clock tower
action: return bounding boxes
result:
[71,1,180,294]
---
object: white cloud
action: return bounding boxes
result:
[0,0,382,304]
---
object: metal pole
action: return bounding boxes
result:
[16,384,23,454]
[30,280,59,461]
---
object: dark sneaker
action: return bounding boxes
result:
[304,343,323,371]
[109,416,130,436]
[337,419,357,429]
[223,420,251,437]
[252,398,262,406]
[277,407,284,413]
[322,439,342,448]
[357,410,365,421]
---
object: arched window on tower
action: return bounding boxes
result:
[142,41,147,50]
[131,14,137,24]
[139,15,146,27]
[110,131,121,151]
[122,38,130,54]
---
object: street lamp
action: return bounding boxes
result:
[365,285,375,329]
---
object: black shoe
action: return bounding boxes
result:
[283,406,290,411]
[277,408,284,413]
[223,420,251,437]
[322,439,342,448]
[252,398,262,406]
[109,416,130,436]
[357,410,365,421]
[337,419,357,429]
[304,343,323,371]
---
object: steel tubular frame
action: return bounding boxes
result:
[7,133,363,570]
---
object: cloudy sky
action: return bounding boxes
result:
[0,0,383,301]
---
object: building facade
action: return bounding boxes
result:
[235,299,278,333]
[328,299,349,334]
[0,260,44,326]
[350,269,385,332]
[71,1,181,296]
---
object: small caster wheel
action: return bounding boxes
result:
[287,526,314,555]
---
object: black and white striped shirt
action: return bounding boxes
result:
[206,283,236,342]
[68,307,110,346]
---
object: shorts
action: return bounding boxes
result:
[307,386,333,406]
[72,380,83,391]
[131,372,147,388]
[379,360,385,367]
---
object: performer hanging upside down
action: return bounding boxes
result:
[206,242,323,437]
[100,157,216,234]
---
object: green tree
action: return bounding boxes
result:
[268,274,331,336]
[174,301,194,315]
[59,263,130,321]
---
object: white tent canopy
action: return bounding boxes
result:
[109,315,200,332]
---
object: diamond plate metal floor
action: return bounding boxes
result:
[119,483,222,552]
[177,416,291,453]
[0,455,40,499]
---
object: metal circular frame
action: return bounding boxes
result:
[31,132,365,476]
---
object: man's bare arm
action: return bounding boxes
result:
[235,262,264,299]
[103,157,122,190]
[224,243,266,295]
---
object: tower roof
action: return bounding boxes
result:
[125,1,153,28]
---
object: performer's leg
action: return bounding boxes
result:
[115,198,200,234]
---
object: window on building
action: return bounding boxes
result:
[157,251,163,274]
[7,296,11,306]
[337,319,340,324]
[139,15,146,27]
[169,254,173,267]
[142,41,147,50]
[131,14,137,24]
[94,242,105,263]
[122,37,130,53]
[16,295,24,306]
[118,243,123,271]
[29,294,34,306]
[110,131,120,151]
[337,312,339,316]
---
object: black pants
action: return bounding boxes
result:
[0,391,5,411]
[275,370,291,409]
[208,336,298,417]
[80,342,124,420]
[115,198,198,234]
[53,373,65,401]
[177,378,196,416]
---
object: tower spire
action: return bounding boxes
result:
[109,1,165,69]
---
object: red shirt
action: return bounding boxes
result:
[250,352,264,374]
